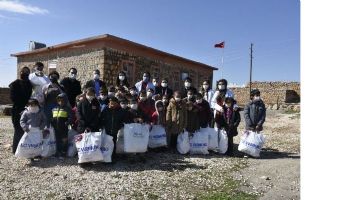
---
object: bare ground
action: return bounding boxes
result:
[0,110,300,200]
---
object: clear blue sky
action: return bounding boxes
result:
[0,0,300,87]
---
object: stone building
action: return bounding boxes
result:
[11,34,217,91]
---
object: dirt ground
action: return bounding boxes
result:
[0,109,300,200]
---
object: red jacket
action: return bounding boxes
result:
[138,99,155,122]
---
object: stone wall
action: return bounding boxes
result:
[230,81,300,109]
[0,88,11,105]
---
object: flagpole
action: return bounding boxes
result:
[221,44,224,78]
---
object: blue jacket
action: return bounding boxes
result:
[244,99,266,129]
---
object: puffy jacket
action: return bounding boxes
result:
[76,98,101,133]
[244,99,266,130]
[195,99,212,128]
[215,105,241,136]
[100,106,128,136]
[20,109,47,131]
[166,98,187,134]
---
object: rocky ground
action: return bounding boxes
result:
[0,110,300,200]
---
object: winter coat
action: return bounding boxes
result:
[201,89,215,107]
[60,77,82,108]
[138,98,155,122]
[182,86,197,98]
[244,99,266,130]
[9,79,33,110]
[215,105,241,136]
[20,109,47,131]
[186,106,200,133]
[51,105,72,136]
[211,89,234,112]
[158,87,173,99]
[151,100,167,126]
[166,98,187,135]
[195,99,212,128]
[127,108,148,123]
[100,106,128,136]
[42,82,65,107]
[76,98,101,133]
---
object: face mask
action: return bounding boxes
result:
[254,96,260,101]
[28,106,39,113]
[130,104,138,110]
[108,92,115,97]
[187,95,193,99]
[218,85,226,90]
[35,69,44,76]
[93,74,100,80]
[196,99,203,104]
[69,73,77,79]
[130,91,137,95]
[203,85,209,90]
[185,82,191,87]
[161,83,168,88]
[120,104,128,109]
[20,73,29,80]
[175,97,181,102]
[86,95,94,101]
[99,95,107,100]
[143,76,149,82]
[140,97,147,101]
[153,82,158,86]
[119,75,125,81]
[147,92,153,98]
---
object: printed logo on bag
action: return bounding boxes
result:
[190,142,208,147]
[77,145,100,153]
[74,134,83,142]
[241,140,261,150]
[100,147,109,152]
[133,132,143,137]
[151,134,166,139]
[48,141,56,145]
[20,141,43,148]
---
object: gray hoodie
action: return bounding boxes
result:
[20,108,47,131]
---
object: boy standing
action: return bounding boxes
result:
[76,87,101,133]
[244,89,266,132]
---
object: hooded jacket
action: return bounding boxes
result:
[166,98,187,134]
[215,103,241,136]
[151,100,167,126]
[195,99,212,128]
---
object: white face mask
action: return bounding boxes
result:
[153,81,158,86]
[175,97,181,102]
[108,92,115,97]
[203,85,209,90]
[86,95,95,101]
[99,95,107,100]
[120,104,128,109]
[119,75,125,81]
[69,73,77,79]
[185,82,191,87]
[130,91,137,95]
[147,92,153,98]
[93,74,100,80]
[218,85,226,90]
[35,69,44,76]
[187,95,193,99]
[196,99,203,104]
[254,96,261,101]
[28,106,39,113]
[130,104,138,110]
[161,83,168,88]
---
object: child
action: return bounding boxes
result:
[195,93,212,128]
[98,87,109,111]
[138,91,155,122]
[127,98,147,123]
[107,85,116,98]
[100,97,128,161]
[166,91,187,149]
[244,89,266,132]
[151,100,166,127]
[76,87,101,133]
[20,98,47,134]
[185,101,200,136]
[51,94,72,158]
[215,97,241,156]
[161,94,170,109]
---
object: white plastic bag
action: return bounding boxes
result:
[124,123,149,153]
[201,127,218,151]
[189,131,209,155]
[75,132,103,163]
[116,128,124,154]
[177,131,190,154]
[218,129,228,154]
[100,130,114,163]
[15,127,43,159]
[67,128,78,157]
[148,125,167,148]
[238,131,265,157]
[41,127,56,157]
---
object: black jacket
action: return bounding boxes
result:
[195,99,212,128]
[244,99,266,130]
[76,98,101,133]
[100,106,129,136]
[182,86,197,98]
[60,77,82,107]
[156,86,173,98]
[9,79,32,110]
[215,106,241,136]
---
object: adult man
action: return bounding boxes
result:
[28,62,50,106]
[60,68,82,108]
[84,69,106,97]
[181,77,197,98]
[156,78,173,99]
[9,67,33,154]
[135,71,155,93]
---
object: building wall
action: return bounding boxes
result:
[0,88,11,105]
[230,81,300,106]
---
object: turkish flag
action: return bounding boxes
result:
[214,41,225,48]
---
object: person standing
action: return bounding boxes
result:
[9,67,33,154]
[116,71,130,92]
[135,71,155,93]
[28,62,50,107]
[182,77,197,98]
[152,77,162,95]
[244,89,266,132]
[76,87,101,133]
[211,79,236,116]
[200,80,215,108]
[60,68,82,108]
[84,69,106,97]
[156,78,173,99]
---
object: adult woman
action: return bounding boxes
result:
[116,71,130,92]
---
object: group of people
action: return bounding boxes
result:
[9,61,266,163]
